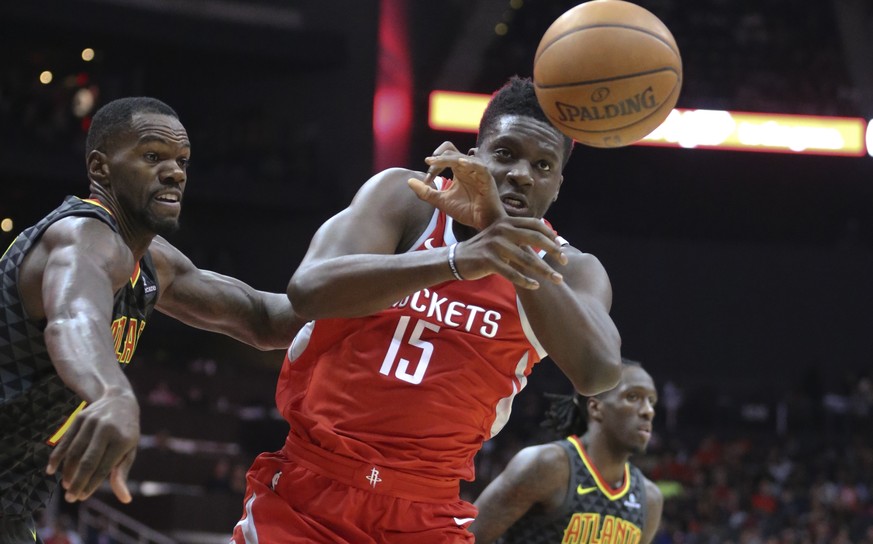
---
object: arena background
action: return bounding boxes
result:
[1,1,871,542]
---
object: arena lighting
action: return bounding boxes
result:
[429,91,490,133]
[867,119,873,158]
[642,109,867,157]
[428,90,869,157]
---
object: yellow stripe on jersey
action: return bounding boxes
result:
[1,236,16,260]
[47,401,87,446]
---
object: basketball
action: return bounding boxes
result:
[533,0,682,148]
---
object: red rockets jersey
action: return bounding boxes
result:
[277,178,564,482]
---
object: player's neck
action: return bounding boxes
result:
[88,186,153,260]
[581,433,628,487]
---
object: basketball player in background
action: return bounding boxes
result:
[0,97,301,544]
[232,76,623,543]
[470,358,663,544]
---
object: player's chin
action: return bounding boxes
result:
[150,216,181,237]
[632,432,652,452]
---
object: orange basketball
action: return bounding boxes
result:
[533,0,682,148]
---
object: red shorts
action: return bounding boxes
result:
[231,436,477,544]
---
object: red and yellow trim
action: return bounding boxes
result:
[81,198,112,216]
[568,435,631,501]
[129,262,141,287]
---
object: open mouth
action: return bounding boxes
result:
[501,195,528,215]
[154,192,182,206]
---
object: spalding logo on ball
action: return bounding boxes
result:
[533,0,683,148]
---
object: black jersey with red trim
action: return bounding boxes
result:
[502,435,647,544]
[0,196,158,517]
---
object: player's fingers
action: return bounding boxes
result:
[70,445,134,504]
[62,441,108,501]
[407,178,437,203]
[75,450,115,502]
[57,421,95,488]
[108,450,136,504]
[424,153,464,170]
[61,421,117,501]
[493,259,540,290]
[506,245,564,284]
[496,222,567,267]
[429,141,462,157]
[109,470,133,504]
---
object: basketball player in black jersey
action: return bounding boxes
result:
[0,97,301,544]
[470,359,663,544]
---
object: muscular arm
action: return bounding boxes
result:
[150,236,303,350]
[19,217,141,503]
[288,168,464,319]
[470,444,570,544]
[515,248,622,395]
[289,168,570,320]
[641,477,664,544]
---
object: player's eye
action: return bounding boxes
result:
[537,160,552,172]
[494,148,512,160]
[178,157,190,169]
[144,152,159,162]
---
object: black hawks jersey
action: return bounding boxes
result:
[502,435,647,544]
[0,196,159,517]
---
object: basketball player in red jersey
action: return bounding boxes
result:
[232,76,623,543]
[0,97,300,544]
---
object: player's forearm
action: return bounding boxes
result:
[248,292,306,350]
[288,249,456,320]
[44,315,137,404]
[518,284,622,395]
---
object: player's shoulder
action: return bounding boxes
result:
[42,214,124,252]
[558,244,609,279]
[359,167,438,228]
[352,167,429,208]
[639,472,663,506]
[500,442,571,494]
[36,215,135,285]
[512,441,570,474]
[369,167,425,190]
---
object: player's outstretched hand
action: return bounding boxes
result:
[46,393,140,503]
[453,216,569,289]
[408,142,505,230]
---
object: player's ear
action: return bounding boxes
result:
[87,150,110,186]
[467,147,477,156]
[587,397,603,421]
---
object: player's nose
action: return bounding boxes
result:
[507,162,534,186]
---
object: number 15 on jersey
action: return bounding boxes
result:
[379,316,440,385]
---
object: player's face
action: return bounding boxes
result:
[106,113,191,236]
[475,114,565,219]
[600,366,657,455]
